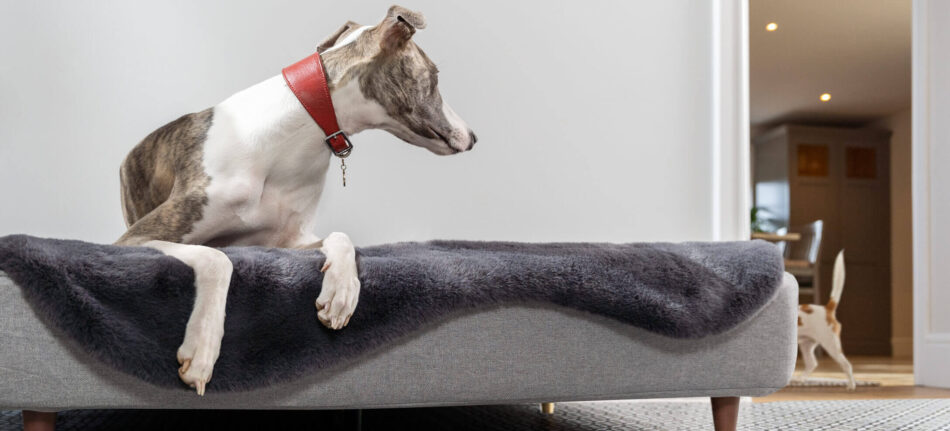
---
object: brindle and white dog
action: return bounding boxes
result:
[115,5,475,395]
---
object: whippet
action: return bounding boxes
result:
[796,250,856,390]
[115,5,475,395]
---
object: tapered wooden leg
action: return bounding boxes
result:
[22,411,56,431]
[346,409,362,431]
[328,410,362,431]
[540,402,555,414]
[710,397,739,431]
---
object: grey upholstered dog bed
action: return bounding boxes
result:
[0,235,784,394]
[0,271,798,410]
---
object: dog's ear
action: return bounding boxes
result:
[388,5,426,30]
[317,21,360,53]
[379,5,426,52]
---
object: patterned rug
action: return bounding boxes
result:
[787,377,882,387]
[2,399,949,430]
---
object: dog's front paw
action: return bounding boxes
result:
[315,259,360,330]
[176,328,220,396]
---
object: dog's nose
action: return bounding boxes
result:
[467,131,478,150]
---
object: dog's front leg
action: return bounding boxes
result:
[296,232,359,329]
[135,240,232,396]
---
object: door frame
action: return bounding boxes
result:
[911,0,950,388]
[726,0,948,387]
[712,0,751,241]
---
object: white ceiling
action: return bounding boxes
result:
[750,0,911,128]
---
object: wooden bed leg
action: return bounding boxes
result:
[540,402,555,414]
[22,410,56,431]
[710,397,739,431]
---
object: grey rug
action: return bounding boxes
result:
[0,235,782,392]
[3,399,949,430]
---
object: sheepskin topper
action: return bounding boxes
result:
[0,235,783,392]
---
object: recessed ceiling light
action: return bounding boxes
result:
[820,93,832,102]
[766,22,778,31]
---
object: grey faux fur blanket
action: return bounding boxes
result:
[0,235,783,392]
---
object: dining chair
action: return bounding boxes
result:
[782,220,824,303]
[773,226,789,256]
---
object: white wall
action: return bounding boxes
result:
[0,1,718,246]
[868,109,913,358]
[913,0,950,387]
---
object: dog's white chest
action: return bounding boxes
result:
[183,76,332,247]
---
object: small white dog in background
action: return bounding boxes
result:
[796,250,856,390]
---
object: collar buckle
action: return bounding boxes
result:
[325,131,353,158]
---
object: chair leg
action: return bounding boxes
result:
[710,397,739,431]
[540,402,555,414]
[22,411,56,431]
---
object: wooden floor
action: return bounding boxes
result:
[754,356,950,403]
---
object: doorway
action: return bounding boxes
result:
[747,0,922,400]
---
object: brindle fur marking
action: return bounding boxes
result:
[318,8,451,144]
[117,109,213,246]
[358,47,448,141]
[316,21,361,54]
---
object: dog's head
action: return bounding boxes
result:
[318,5,476,155]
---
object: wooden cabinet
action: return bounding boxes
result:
[753,125,892,355]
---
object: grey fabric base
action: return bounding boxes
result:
[0,271,797,410]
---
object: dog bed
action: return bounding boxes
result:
[0,235,785,394]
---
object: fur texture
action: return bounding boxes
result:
[0,235,783,392]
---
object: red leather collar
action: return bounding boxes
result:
[282,52,353,158]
